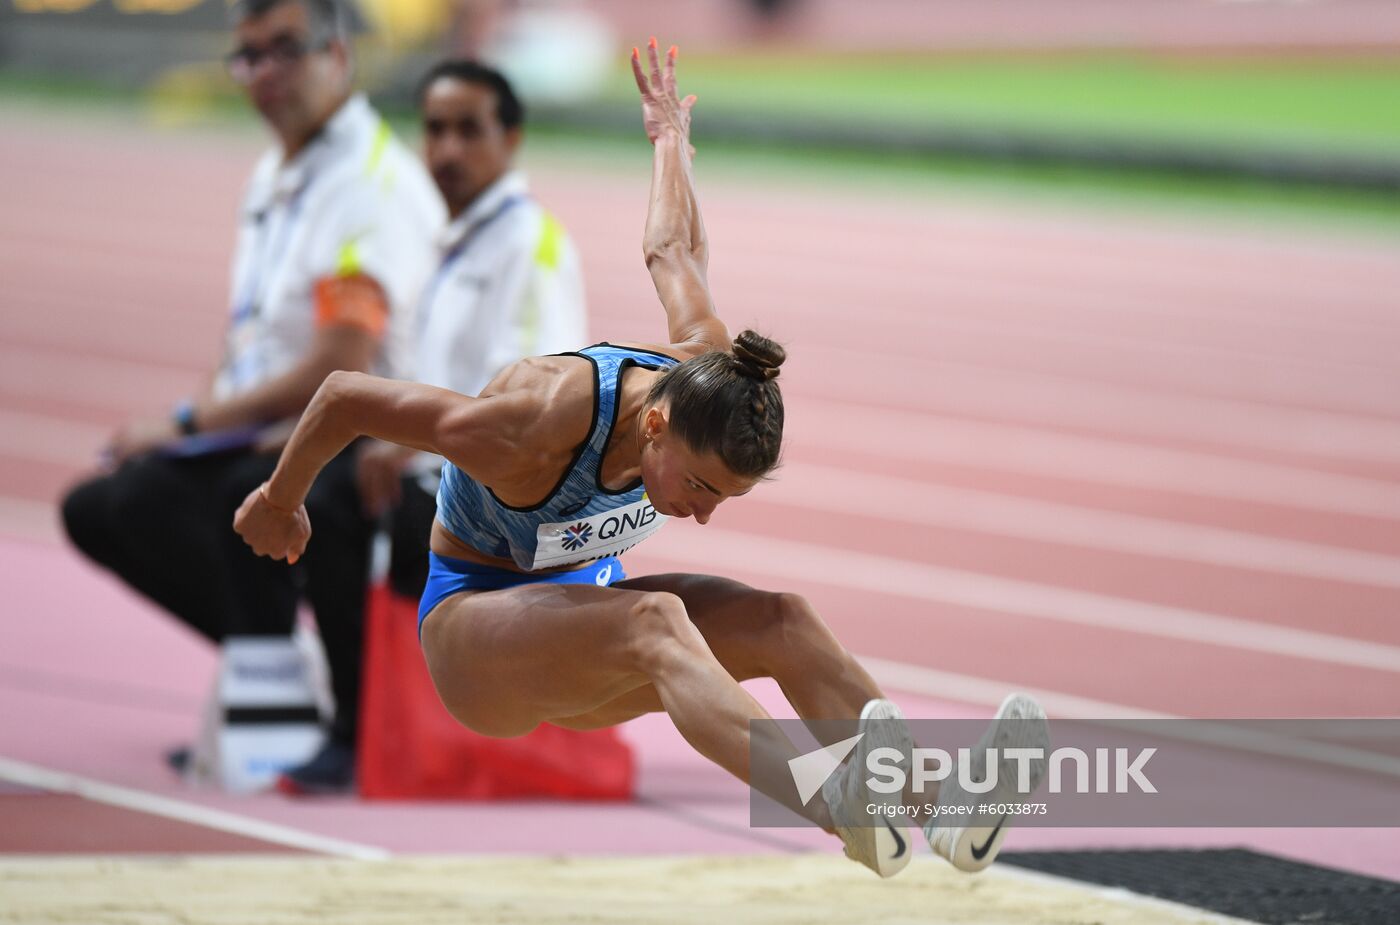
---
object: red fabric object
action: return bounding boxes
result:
[357,583,635,800]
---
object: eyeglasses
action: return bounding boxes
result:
[225,35,328,84]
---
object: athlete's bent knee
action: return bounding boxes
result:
[759,591,842,676]
[627,591,702,671]
[773,591,823,634]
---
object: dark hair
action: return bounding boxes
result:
[231,0,347,41]
[417,60,525,131]
[648,331,786,479]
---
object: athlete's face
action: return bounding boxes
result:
[230,2,348,145]
[422,77,520,218]
[638,406,757,525]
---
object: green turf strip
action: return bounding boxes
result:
[522,125,1400,232]
[600,52,1400,156]
[3,65,1398,230]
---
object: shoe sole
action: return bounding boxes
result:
[855,699,915,878]
[929,693,1049,873]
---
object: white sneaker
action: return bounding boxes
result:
[925,693,1050,873]
[821,699,915,878]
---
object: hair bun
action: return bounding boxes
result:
[731,330,785,381]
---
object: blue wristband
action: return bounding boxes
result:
[172,400,199,436]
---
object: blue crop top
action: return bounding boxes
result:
[435,343,681,571]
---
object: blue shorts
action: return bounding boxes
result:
[417,552,626,635]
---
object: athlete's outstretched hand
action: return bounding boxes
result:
[233,482,311,565]
[631,37,696,150]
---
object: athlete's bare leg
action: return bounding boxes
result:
[419,577,842,827]
[550,573,927,814]
[549,573,881,739]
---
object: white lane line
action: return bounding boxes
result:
[2,286,217,357]
[0,497,61,544]
[793,354,1400,465]
[856,658,1400,780]
[0,235,220,290]
[591,224,1400,336]
[707,250,1400,344]
[708,201,1400,291]
[0,755,390,860]
[785,403,1400,520]
[0,345,200,412]
[767,463,1400,589]
[15,401,1399,585]
[745,246,1400,333]
[637,528,1400,673]
[0,410,109,465]
[583,188,1400,304]
[7,386,1400,523]
[856,656,1173,720]
[591,300,1399,410]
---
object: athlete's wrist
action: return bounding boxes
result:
[258,481,298,514]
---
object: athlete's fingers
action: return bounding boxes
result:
[630,46,648,95]
[647,36,663,90]
[682,94,697,112]
[664,45,678,97]
[285,523,309,564]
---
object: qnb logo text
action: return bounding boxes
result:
[598,503,658,539]
[865,747,1158,795]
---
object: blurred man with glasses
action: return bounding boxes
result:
[61,0,444,783]
[273,60,590,795]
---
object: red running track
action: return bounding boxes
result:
[0,105,1397,874]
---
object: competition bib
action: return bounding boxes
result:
[531,496,669,570]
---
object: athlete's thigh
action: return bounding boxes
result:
[548,573,785,730]
[614,572,784,680]
[420,580,667,735]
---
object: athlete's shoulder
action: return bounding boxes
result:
[478,351,590,396]
[592,341,695,364]
[450,354,595,500]
[476,354,595,441]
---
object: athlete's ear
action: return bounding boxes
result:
[643,404,668,441]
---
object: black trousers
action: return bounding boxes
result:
[61,445,375,746]
[387,474,437,601]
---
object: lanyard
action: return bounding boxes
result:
[222,176,314,390]
[230,177,315,324]
[415,194,528,342]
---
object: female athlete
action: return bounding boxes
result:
[235,39,1047,878]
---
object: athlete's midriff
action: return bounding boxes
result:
[428,518,593,576]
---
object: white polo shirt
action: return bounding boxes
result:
[410,169,587,479]
[214,94,445,400]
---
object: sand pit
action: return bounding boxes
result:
[0,854,1245,924]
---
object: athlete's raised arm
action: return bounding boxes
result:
[632,39,727,355]
[233,370,529,562]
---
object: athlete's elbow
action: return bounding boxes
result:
[645,243,707,282]
[329,367,386,397]
[321,368,360,393]
[307,370,363,419]
[643,237,681,269]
